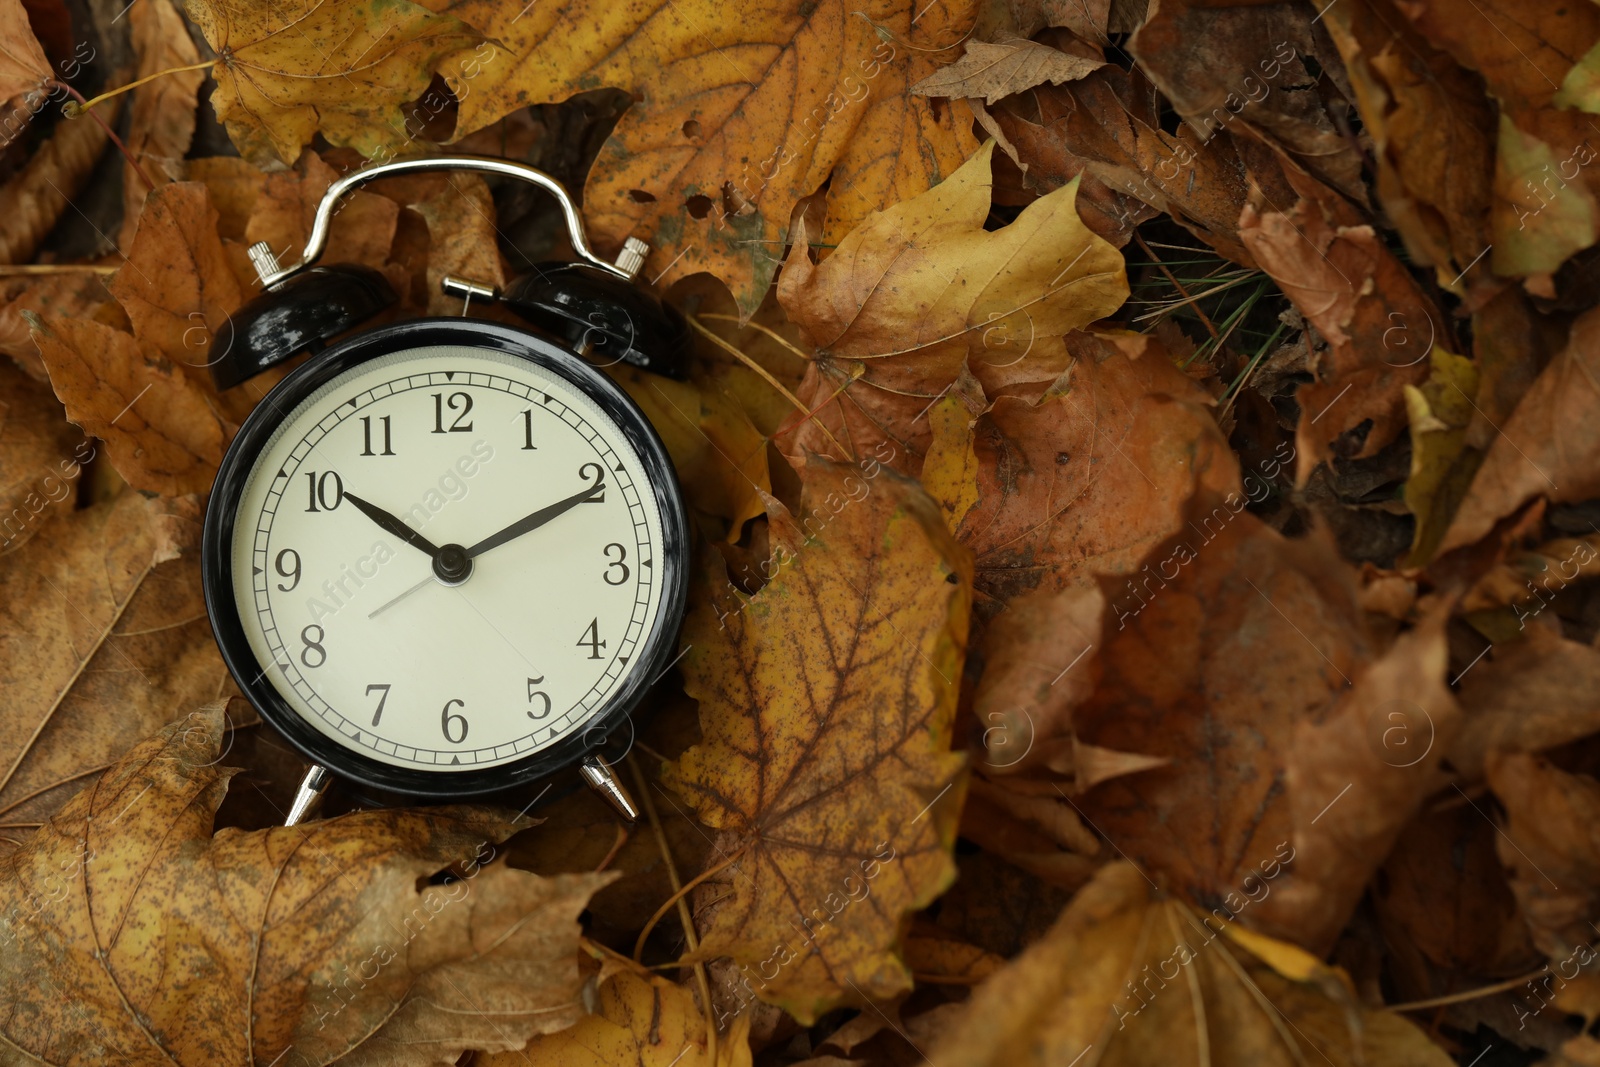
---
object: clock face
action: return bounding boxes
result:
[223,340,676,778]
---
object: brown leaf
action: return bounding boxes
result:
[0,356,84,555]
[244,152,400,275]
[1400,0,1598,115]
[29,316,227,496]
[0,491,229,830]
[0,269,113,380]
[1451,629,1600,781]
[0,96,113,265]
[409,171,506,315]
[1238,166,1440,474]
[0,0,50,104]
[663,459,971,1022]
[119,0,205,241]
[910,38,1103,104]
[0,705,611,1064]
[926,862,1453,1066]
[1442,305,1600,554]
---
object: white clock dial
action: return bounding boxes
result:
[229,345,667,771]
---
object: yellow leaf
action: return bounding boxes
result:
[182,0,479,165]
[927,862,1454,1066]
[1402,344,1482,565]
[427,0,980,312]
[663,458,971,1022]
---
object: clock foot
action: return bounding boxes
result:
[580,755,639,822]
[284,764,333,826]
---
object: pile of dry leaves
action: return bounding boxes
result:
[2,0,1599,1063]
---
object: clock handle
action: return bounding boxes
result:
[253,156,638,289]
[284,763,333,826]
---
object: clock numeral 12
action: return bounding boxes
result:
[304,470,343,512]
[366,683,391,726]
[359,415,395,456]
[432,391,474,433]
[577,618,606,660]
[527,676,551,719]
[441,698,469,743]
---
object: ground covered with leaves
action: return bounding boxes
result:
[0,0,1597,1063]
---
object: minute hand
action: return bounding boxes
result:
[465,478,605,558]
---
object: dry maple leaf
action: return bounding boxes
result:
[1441,304,1600,554]
[484,967,752,1067]
[0,0,50,105]
[663,458,971,1022]
[0,704,612,1065]
[776,141,1128,475]
[182,0,480,166]
[926,861,1454,1066]
[909,38,1103,105]
[0,357,83,556]
[0,492,230,833]
[424,0,980,313]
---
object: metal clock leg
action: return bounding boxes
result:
[580,755,639,821]
[284,764,333,826]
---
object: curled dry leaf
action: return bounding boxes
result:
[663,459,971,1022]
[910,38,1104,105]
[0,357,83,555]
[926,862,1452,1067]
[0,97,114,266]
[485,968,752,1067]
[0,705,612,1065]
[0,492,228,830]
[1238,167,1440,477]
[29,315,226,497]
[427,0,980,313]
[0,0,50,104]
[182,0,479,166]
[776,142,1128,476]
[1442,305,1600,554]
[119,0,205,240]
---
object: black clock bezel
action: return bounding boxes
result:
[201,317,690,799]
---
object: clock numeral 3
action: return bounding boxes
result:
[432,391,474,433]
[577,618,606,660]
[527,675,552,719]
[578,462,606,504]
[274,548,301,592]
[299,624,326,668]
[366,683,391,726]
[440,698,469,743]
[602,543,629,586]
[360,415,395,456]
[304,470,343,512]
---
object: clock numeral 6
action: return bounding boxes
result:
[441,698,469,743]
[304,470,343,513]
[366,683,391,726]
[527,675,551,719]
[577,618,606,660]
[431,391,474,433]
[602,543,629,586]
[299,624,326,668]
[274,548,301,592]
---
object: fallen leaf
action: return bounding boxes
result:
[29,316,227,496]
[932,848,1074,959]
[1238,167,1440,476]
[776,142,1128,475]
[428,0,981,313]
[1441,304,1600,554]
[0,96,114,266]
[244,152,400,275]
[1490,111,1600,278]
[0,0,50,105]
[487,968,751,1067]
[663,458,971,1021]
[119,0,205,241]
[925,861,1453,1066]
[0,705,612,1064]
[182,0,480,165]
[0,356,83,555]
[410,171,505,315]
[1450,629,1600,780]
[1402,344,1482,564]
[0,270,113,380]
[1400,0,1598,115]
[910,38,1103,105]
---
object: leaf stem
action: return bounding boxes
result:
[66,60,213,115]
[47,81,155,193]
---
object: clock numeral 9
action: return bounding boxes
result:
[299,625,326,668]
[366,683,391,726]
[527,675,551,719]
[578,462,606,504]
[304,470,343,512]
[431,391,474,433]
[360,415,395,456]
[441,698,469,743]
[274,548,301,592]
[577,618,606,660]
[602,543,629,585]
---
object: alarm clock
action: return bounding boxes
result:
[200,157,692,825]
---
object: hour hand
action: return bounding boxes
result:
[343,491,442,559]
[465,471,604,558]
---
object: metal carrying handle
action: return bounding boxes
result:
[253,156,638,288]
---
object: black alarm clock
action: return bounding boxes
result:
[200,157,692,825]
